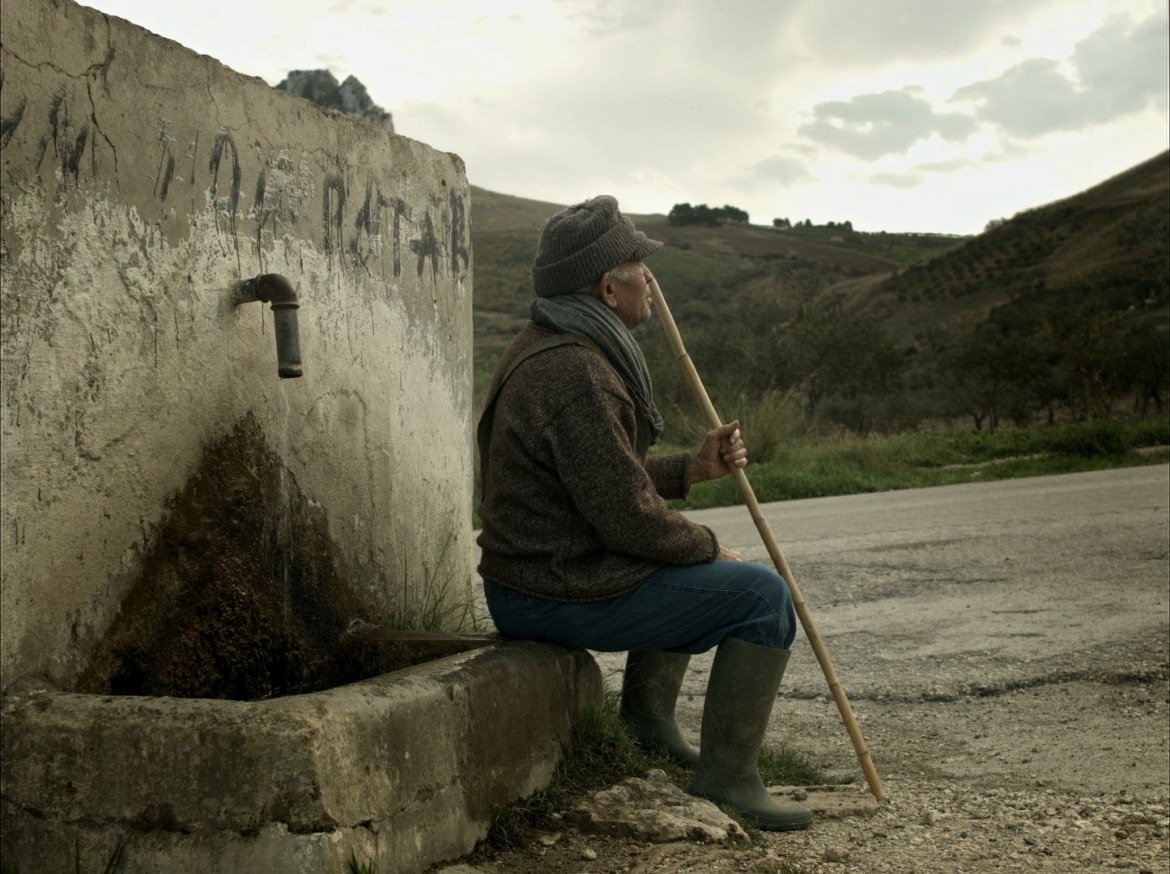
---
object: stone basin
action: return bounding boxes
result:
[0,637,602,874]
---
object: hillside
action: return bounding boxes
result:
[843,151,1170,354]
[473,151,1168,368]
[470,152,1168,433]
[470,188,960,399]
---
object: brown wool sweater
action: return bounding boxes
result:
[476,324,720,603]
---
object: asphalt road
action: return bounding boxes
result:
[689,464,1169,691]
[591,464,1170,795]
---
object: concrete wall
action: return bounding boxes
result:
[0,0,475,691]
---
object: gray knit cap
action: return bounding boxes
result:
[532,195,663,298]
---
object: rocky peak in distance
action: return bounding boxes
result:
[275,69,394,134]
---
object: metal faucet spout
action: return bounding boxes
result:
[232,273,303,379]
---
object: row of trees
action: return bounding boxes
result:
[936,300,1167,431]
[668,203,749,226]
[773,218,854,231]
[667,204,862,232]
[641,286,1167,442]
[644,289,907,439]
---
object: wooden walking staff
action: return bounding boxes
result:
[649,277,886,804]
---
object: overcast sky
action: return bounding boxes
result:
[85,0,1168,235]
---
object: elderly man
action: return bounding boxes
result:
[476,195,811,831]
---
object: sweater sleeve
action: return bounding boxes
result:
[645,452,693,501]
[544,377,718,566]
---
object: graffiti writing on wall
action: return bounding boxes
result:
[1,78,471,286]
[209,130,243,246]
[28,90,90,197]
[154,129,177,203]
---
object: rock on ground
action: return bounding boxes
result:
[563,769,748,844]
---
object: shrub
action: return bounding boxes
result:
[732,390,805,463]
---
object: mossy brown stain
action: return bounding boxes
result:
[77,413,403,700]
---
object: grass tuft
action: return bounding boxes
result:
[758,744,835,787]
[346,852,377,874]
[387,530,479,632]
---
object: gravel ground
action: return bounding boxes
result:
[459,776,1169,873]
[451,467,1170,873]
[769,780,1169,874]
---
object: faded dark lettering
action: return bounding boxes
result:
[155,135,177,202]
[351,178,392,274]
[410,212,439,281]
[322,174,346,255]
[449,190,470,275]
[253,170,266,215]
[61,128,89,189]
[208,130,242,234]
[251,169,267,254]
[0,97,27,150]
[37,92,65,172]
[392,198,407,277]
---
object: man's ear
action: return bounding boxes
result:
[594,272,617,309]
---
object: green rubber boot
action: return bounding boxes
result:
[620,650,700,766]
[689,637,813,831]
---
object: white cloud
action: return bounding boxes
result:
[798,90,978,159]
[735,155,815,190]
[80,0,1170,235]
[870,172,923,189]
[1073,9,1170,111]
[954,8,1169,137]
[955,59,1091,137]
[786,0,1036,66]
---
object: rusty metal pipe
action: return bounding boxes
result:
[232,273,303,379]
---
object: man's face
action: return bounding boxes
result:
[603,260,653,330]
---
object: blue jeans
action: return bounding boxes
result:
[483,560,796,653]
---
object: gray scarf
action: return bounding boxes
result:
[530,294,664,445]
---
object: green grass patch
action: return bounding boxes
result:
[675,418,1168,509]
[758,744,836,787]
